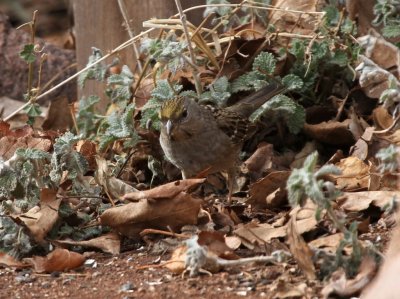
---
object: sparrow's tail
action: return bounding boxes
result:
[229,82,286,118]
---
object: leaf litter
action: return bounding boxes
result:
[0,0,399,298]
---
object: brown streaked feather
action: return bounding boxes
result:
[227,82,286,117]
[205,105,249,145]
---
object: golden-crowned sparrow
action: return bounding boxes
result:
[159,82,285,202]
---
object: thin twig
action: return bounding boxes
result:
[4,28,154,122]
[139,228,190,239]
[174,0,202,96]
[117,0,143,73]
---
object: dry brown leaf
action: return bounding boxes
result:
[122,178,205,201]
[359,35,400,70]
[42,97,74,131]
[95,155,137,200]
[197,231,239,260]
[338,191,399,212]
[25,248,85,273]
[287,213,316,280]
[290,141,317,169]
[164,245,186,274]
[100,192,202,239]
[234,213,318,247]
[54,232,121,255]
[76,139,97,170]
[363,211,400,298]
[270,278,309,299]
[224,236,241,251]
[271,0,319,30]
[13,189,61,244]
[231,22,266,40]
[346,0,376,35]
[322,256,377,298]
[244,142,274,180]
[0,252,29,269]
[248,171,291,209]
[373,106,395,130]
[0,132,52,160]
[335,157,370,191]
[309,233,344,254]
[303,120,355,146]
[350,127,375,161]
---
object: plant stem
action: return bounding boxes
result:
[174,0,202,96]
[117,0,143,73]
[27,10,38,101]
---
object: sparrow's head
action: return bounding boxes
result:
[159,97,192,140]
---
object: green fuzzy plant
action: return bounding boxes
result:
[286,151,367,278]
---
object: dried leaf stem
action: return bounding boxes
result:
[174,0,202,96]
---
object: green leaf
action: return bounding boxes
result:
[252,52,276,75]
[250,94,305,134]
[19,44,36,63]
[151,80,183,101]
[24,103,41,117]
[383,21,400,38]
[99,104,139,150]
[107,66,134,103]
[330,51,349,67]
[200,76,231,106]
[78,48,107,88]
[376,145,399,173]
[282,74,303,91]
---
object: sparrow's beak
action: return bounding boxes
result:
[166,119,173,137]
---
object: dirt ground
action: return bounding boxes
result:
[0,249,314,299]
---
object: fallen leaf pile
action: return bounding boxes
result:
[0,0,399,297]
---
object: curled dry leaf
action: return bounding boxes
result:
[322,256,377,298]
[303,120,355,146]
[54,232,121,255]
[197,231,239,260]
[271,279,309,299]
[164,245,187,274]
[100,191,202,239]
[13,189,61,245]
[363,211,400,298]
[338,191,399,212]
[356,55,391,99]
[290,141,317,169]
[350,127,375,161]
[335,157,370,191]
[0,126,52,160]
[95,155,138,201]
[358,35,400,70]
[25,248,85,273]
[286,213,316,280]
[309,233,344,254]
[244,142,274,180]
[234,212,318,249]
[0,252,29,269]
[248,171,291,209]
[122,178,205,201]
[76,139,97,170]
[373,106,395,130]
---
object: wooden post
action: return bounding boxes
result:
[72,0,204,112]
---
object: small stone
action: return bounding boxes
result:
[120,282,135,292]
[15,274,35,284]
[236,291,247,296]
[41,281,51,288]
[84,259,97,268]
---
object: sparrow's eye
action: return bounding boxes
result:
[181,109,188,118]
